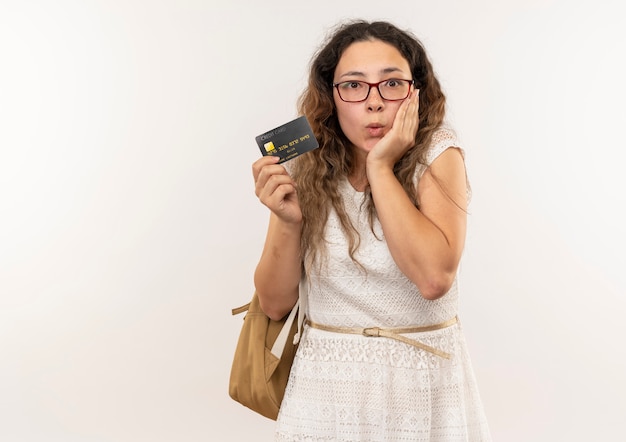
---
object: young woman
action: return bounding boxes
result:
[252,20,491,441]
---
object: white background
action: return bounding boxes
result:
[1,0,624,440]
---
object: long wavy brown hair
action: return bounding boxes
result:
[292,20,447,270]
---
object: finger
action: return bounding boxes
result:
[267,181,297,204]
[260,180,298,212]
[258,173,295,196]
[390,94,414,138]
[254,161,290,193]
[252,155,280,181]
[412,88,420,116]
[256,164,292,191]
[256,173,296,201]
[405,89,420,132]
[397,88,419,130]
[396,93,412,128]
[397,89,419,136]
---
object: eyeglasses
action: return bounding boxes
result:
[333,79,414,102]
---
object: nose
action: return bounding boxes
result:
[366,85,384,111]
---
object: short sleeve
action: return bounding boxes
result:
[414,128,463,180]
[413,127,471,203]
[426,128,461,165]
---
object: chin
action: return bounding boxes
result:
[362,140,381,153]
[348,139,379,157]
[352,145,372,157]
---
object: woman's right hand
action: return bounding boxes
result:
[252,156,302,224]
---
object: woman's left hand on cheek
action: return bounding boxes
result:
[368,89,420,169]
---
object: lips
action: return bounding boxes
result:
[366,123,385,137]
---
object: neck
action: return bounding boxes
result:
[349,151,368,191]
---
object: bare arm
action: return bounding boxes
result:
[252,156,302,320]
[367,148,467,299]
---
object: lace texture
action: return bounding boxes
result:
[275,129,490,441]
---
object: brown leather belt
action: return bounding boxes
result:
[306,316,458,359]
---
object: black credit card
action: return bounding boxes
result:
[255,116,319,163]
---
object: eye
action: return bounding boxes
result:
[339,81,364,90]
[384,79,402,88]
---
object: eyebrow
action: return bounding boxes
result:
[339,67,405,79]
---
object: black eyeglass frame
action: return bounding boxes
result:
[332,79,415,102]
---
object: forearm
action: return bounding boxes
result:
[368,166,463,299]
[254,213,302,320]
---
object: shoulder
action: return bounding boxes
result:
[413,126,465,178]
[425,126,462,167]
[413,127,463,181]
[415,127,471,204]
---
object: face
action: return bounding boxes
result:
[332,39,412,155]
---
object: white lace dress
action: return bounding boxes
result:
[275,130,491,441]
